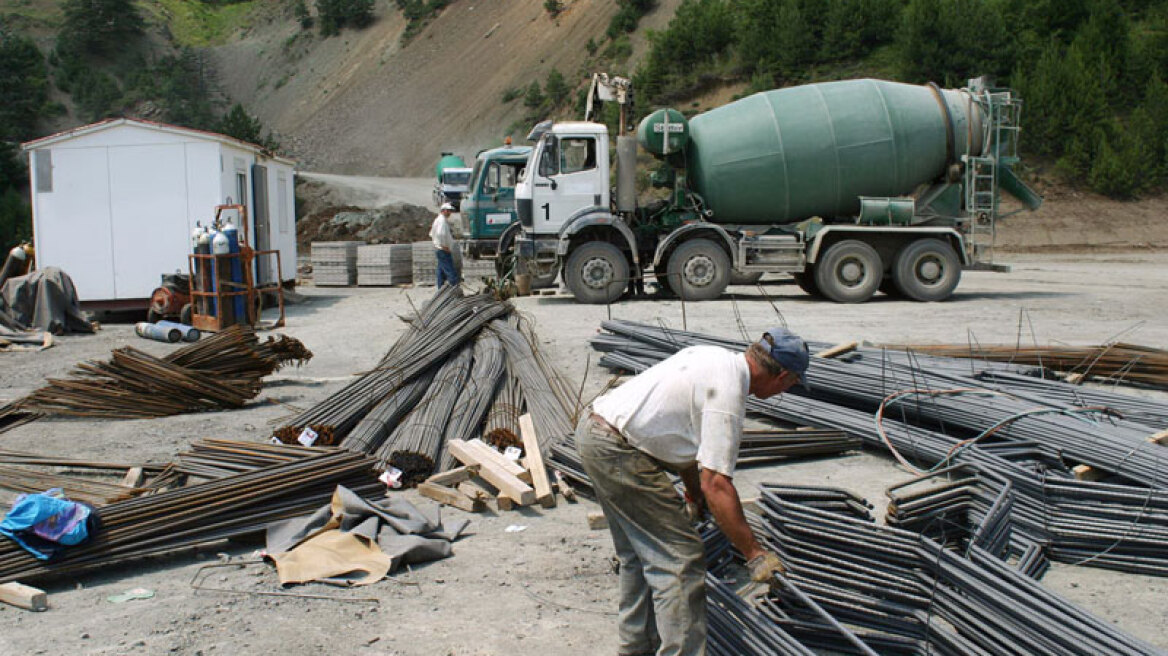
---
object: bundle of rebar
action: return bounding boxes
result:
[589,320,1168,576]
[9,325,311,420]
[881,341,1168,389]
[441,331,507,468]
[491,317,576,453]
[737,428,860,465]
[378,342,474,483]
[280,286,511,441]
[730,484,1163,655]
[0,449,381,584]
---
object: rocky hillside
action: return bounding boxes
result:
[209,0,682,176]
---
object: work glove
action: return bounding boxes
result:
[746,550,786,582]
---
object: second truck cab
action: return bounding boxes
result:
[461,145,531,259]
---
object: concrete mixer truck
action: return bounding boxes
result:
[508,76,1042,303]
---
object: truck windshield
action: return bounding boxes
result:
[446,171,471,185]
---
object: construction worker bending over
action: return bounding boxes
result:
[578,327,810,656]
[430,202,461,288]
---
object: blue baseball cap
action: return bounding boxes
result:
[761,327,810,388]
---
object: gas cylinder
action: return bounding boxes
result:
[221,218,245,325]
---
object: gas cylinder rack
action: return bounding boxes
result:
[186,204,285,332]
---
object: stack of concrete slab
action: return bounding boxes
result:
[412,242,436,287]
[311,241,362,286]
[357,244,412,286]
[460,256,496,282]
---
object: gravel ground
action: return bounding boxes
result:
[1,251,1167,655]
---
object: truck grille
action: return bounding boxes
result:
[518,199,533,228]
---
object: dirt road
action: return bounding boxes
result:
[1,252,1167,655]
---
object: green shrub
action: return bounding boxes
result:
[544,0,563,17]
[501,87,522,103]
[317,0,374,36]
[544,69,570,106]
[0,23,48,141]
[56,0,144,59]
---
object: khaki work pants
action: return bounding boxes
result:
[576,414,707,656]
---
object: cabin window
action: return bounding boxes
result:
[34,150,52,193]
[560,138,596,175]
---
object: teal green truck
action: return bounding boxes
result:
[512,77,1043,304]
[459,144,531,263]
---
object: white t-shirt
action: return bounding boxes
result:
[592,345,749,476]
[430,214,454,251]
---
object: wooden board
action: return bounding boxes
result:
[814,341,858,359]
[425,464,480,486]
[519,414,556,508]
[1072,464,1105,482]
[417,482,483,513]
[120,466,144,488]
[553,470,578,503]
[466,439,532,483]
[587,511,608,530]
[448,440,535,506]
[1148,430,1168,446]
[0,582,48,611]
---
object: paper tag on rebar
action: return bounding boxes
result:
[297,427,319,447]
[380,467,404,489]
[269,435,282,445]
[503,446,522,461]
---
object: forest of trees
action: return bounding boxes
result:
[635,0,1168,198]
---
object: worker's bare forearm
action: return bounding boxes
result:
[700,468,763,561]
[680,464,702,504]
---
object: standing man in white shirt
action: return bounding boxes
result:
[579,327,810,656]
[430,202,460,288]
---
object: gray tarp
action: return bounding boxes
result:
[0,267,93,335]
[265,485,469,586]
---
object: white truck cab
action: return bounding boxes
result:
[516,122,610,237]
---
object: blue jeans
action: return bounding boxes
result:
[577,414,707,656]
[436,249,460,288]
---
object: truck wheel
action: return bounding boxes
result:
[792,272,821,297]
[892,238,961,302]
[814,240,882,303]
[668,239,730,301]
[654,270,675,297]
[730,270,764,285]
[565,242,628,304]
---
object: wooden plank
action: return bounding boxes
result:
[120,466,144,488]
[0,582,48,611]
[457,480,492,502]
[1147,430,1168,446]
[466,438,532,483]
[448,440,535,506]
[1073,464,1105,482]
[814,341,858,359]
[553,470,578,503]
[496,492,515,511]
[425,464,480,486]
[587,511,608,530]
[519,414,556,508]
[1064,372,1086,385]
[417,482,484,513]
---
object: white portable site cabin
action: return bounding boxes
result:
[21,118,297,308]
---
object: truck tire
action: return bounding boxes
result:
[730,270,764,285]
[565,242,628,304]
[668,239,731,301]
[792,272,821,297]
[892,238,961,302]
[814,240,883,303]
[654,270,675,297]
